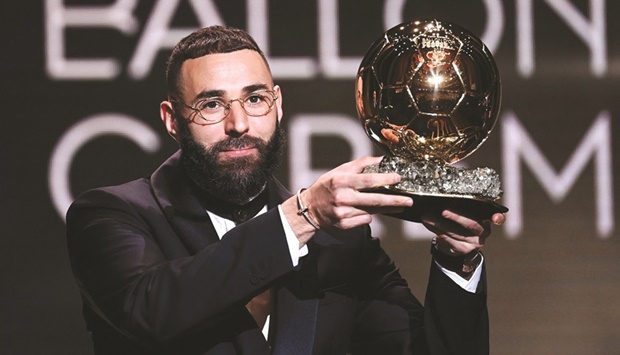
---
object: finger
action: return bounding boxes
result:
[327,205,374,221]
[435,235,480,255]
[348,172,402,191]
[432,237,458,255]
[322,197,411,223]
[347,190,413,208]
[492,213,506,225]
[421,214,472,241]
[440,210,487,235]
[335,214,374,230]
[422,214,488,246]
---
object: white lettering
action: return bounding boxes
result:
[501,111,614,238]
[248,0,318,78]
[288,114,371,190]
[44,0,139,79]
[317,0,362,78]
[128,0,225,79]
[481,0,505,53]
[517,0,606,77]
[49,114,161,221]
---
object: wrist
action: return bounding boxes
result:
[296,188,320,230]
[430,239,482,279]
[281,197,316,246]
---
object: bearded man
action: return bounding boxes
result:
[66,25,505,355]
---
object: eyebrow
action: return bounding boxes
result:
[192,83,271,103]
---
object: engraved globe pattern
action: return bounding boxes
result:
[356,19,501,164]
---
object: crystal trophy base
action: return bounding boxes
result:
[363,156,508,222]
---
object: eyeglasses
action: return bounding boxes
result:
[172,89,278,125]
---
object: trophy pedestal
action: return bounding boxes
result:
[363,156,508,222]
[365,186,508,222]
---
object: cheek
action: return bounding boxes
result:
[253,117,278,139]
[188,125,224,147]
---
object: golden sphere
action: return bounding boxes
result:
[356,19,501,164]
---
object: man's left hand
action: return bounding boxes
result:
[422,211,506,256]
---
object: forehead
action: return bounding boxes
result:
[179,49,273,100]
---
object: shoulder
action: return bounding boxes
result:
[70,178,154,211]
[65,177,161,235]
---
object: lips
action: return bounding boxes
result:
[219,146,257,158]
[212,136,264,159]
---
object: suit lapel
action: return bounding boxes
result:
[151,151,220,254]
[271,285,318,355]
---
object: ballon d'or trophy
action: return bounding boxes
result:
[356,19,508,221]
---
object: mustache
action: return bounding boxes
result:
[211,136,266,152]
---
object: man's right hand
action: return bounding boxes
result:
[282,156,413,245]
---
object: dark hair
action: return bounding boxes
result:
[166,26,270,101]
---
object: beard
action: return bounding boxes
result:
[178,123,285,205]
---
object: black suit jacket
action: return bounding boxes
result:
[66,151,489,355]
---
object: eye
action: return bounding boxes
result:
[245,92,269,106]
[197,99,225,111]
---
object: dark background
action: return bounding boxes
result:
[2,1,619,354]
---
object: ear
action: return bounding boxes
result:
[160,101,180,143]
[274,85,283,124]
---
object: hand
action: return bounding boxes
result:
[302,156,413,230]
[422,210,506,256]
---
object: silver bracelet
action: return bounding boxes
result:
[296,188,320,230]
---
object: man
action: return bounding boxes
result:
[66,26,505,355]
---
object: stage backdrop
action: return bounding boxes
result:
[2,1,619,354]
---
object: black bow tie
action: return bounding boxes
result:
[197,188,268,224]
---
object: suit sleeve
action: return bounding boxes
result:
[66,187,294,345]
[351,227,488,355]
[423,262,489,354]
[349,227,426,354]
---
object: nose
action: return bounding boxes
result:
[223,100,249,137]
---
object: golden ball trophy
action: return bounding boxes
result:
[356,19,508,221]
